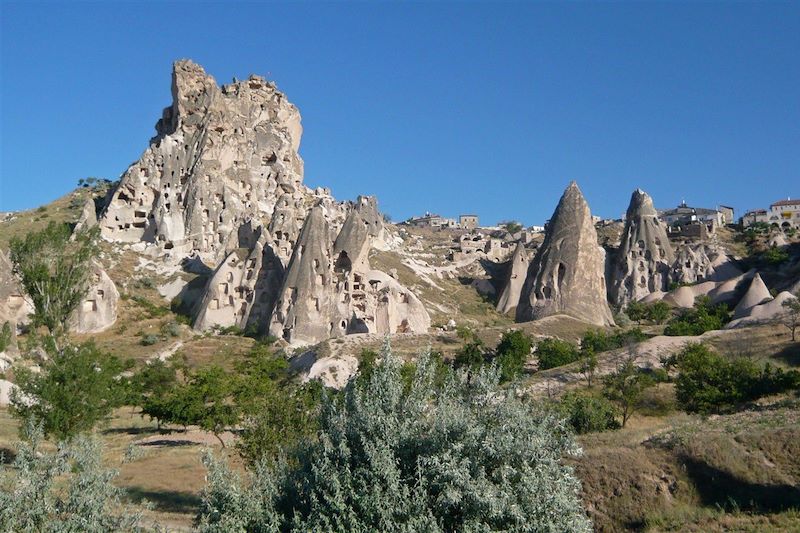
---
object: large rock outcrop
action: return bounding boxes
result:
[609,189,674,306]
[100,59,318,264]
[516,182,614,326]
[97,60,427,346]
[68,263,120,333]
[268,204,430,346]
[496,242,529,314]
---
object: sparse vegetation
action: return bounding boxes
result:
[196,348,592,532]
[9,222,98,338]
[602,358,654,428]
[10,341,130,440]
[664,297,731,336]
[666,343,800,414]
[536,337,580,370]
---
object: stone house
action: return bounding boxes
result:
[459,214,479,229]
[741,209,768,228]
[769,198,800,229]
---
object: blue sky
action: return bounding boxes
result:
[1,2,798,225]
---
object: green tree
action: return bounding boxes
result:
[578,348,598,387]
[197,348,592,532]
[11,341,128,441]
[179,366,240,448]
[0,321,11,353]
[536,338,580,370]
[667,343,800,414]
[782,295,800,341]
[646,301,672,324]
[494,329,532,382]
[558,392,620,434]
[626,300,647,324]
[663,297,730,336]
[9,222,98,339]
[603,358,653,428]
[0,421,144,532]
[131,358,178,429]
[454,328,485,370]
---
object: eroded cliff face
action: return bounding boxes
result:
[516,182,614,326]
[99,60,429,345]
[609,189,674,306]
[100,59,316,264]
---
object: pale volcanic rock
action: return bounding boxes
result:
[0,250,33,340]
[269,206,335,345]
[496,242,529,315]
[672,244,741,285]
[68,263,119,333]
[72,197,98,235]
[726,291,796,328]
[732,273,773,319]
[609,189,674,306]
[99,59,322,263]
[516,182,614,326]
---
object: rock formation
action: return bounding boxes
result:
[732,273,772,319]
[727,291,797,328]
[68,262,120,333]
[100,59,319,264]
[671,244,741,285]
[516,182,614,326]
[268,204,430,346]
[269,207,337,344]
[97,60,428,346]
[609,189,674,306]
[496,242,529,314]
[0,250,33,340]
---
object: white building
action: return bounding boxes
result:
[769,198,800,229]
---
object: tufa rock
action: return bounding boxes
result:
[68,262,119,333]
[496,242,529,314]
[732,273,773,319]
[99,59,321,263]
[516,182,614,326]
[609,189,674,306]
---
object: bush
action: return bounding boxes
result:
[536,338,580,370]
[196,348,593,532]
[602,359,654,427]
[494,329,532,382]
[558,392,620,434]
[762,246,789,265]
[9,222,98,336]
[11,341,129,440]
[0,321,11,352]
[131,295,170,318]
[663,297,730,336]
[626,300,672,324]
[140,333,160,346]
[667,343,800,414]
[581,328,648,354]
[0,422,143,531]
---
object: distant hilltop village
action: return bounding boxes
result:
[742,198,800,229]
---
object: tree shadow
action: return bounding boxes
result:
[0,446,16,464]
[102,426,159,436]
[137,439,198,447]
[773,343,800,367]
[125,486,202,515]
[682,455,800,513]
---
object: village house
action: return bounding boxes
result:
[405,212,457,229]
[459,214,479,229]
[741,209,768,228]
[658,201,726,228]
[768,198,800,229]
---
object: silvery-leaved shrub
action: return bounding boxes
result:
[0,420,144,533]
[197,342,592,532]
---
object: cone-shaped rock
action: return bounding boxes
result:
[269,206,335,345]
[516,182,614,326]
[496,242,529,314]
[609,189,674,306]
[733,273,772,319]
